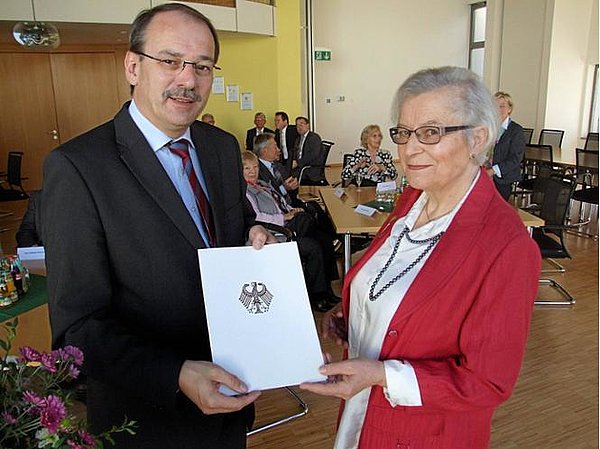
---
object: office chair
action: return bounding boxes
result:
[569,148,598,239]
[298,140,334,186]
[522,127,534,144]
[584,132,599,151]
[0,151,29,201]
[533,174,577,306]
[514,144,553,205]
[538,129,564,160]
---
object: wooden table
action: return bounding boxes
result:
[319,186,388,273]
[319,186,545,273]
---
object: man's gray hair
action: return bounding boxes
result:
[253,132,276,156]
[391,66,499,164]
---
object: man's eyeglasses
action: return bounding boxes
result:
[134,51,221,77]
[389,125,473,145]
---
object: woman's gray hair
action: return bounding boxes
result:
[391,66,499,164]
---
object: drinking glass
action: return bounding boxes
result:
[355,172,363,191]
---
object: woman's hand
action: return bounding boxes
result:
[299,358,386,400]
[321,303,348,348]
[367,163,383,175]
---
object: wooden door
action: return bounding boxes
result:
[50,52,122,142]
[0,53,59,191]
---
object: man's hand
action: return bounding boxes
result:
[284,177,299,191]
[178,360,261,414]
[248,225,278,249]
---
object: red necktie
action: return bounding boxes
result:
[168,139,216,246]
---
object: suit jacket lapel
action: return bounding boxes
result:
[114,105,205,249]
[387,171,492,327]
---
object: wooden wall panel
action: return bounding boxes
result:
[0,53,58,191]
[50,53,122,143]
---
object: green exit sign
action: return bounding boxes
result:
[314,50,331,61]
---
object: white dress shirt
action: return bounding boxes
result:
[128,100,212,246]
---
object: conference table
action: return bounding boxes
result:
[318,186,545,273]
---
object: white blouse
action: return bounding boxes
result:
[334,172,479,449]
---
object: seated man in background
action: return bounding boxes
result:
[292,116,325,185]
[245,112,274,151]
[274,111,299,171]
[16,190,42,247]
[242,150,338,312]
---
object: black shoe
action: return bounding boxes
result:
[326,289,341,306]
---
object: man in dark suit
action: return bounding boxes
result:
[292,116,324,185]
[245,112,274,151]
[488,91,526,201]
[274,111,299,171]
[41,4,274,449]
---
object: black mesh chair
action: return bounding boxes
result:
[514,144,554,205]
[569,148,598,238]
[298,140,334,186]
[538,129,564,160]
[0,151,29,201]
[522,127,534,144]
[532,174,577,306]
[584,132,599,151]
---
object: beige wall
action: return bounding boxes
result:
[496,0,598,162]
[312,0,472,163]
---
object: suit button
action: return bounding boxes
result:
[388,329,398,337]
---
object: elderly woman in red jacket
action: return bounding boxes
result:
[300,66,541,449]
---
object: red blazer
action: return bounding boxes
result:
[341,170,541,449]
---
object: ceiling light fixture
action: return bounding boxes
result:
[12,0,60,49]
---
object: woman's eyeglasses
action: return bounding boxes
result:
[389,125,473,145]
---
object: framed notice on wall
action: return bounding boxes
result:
[226,84,239,102]
[240,92,253,110]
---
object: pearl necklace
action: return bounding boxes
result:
[368,225,444,302]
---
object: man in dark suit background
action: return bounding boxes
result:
[292,116,324,185]
[245,112,274,151]
[488,91,526,201]
[274,111,298,171]
[42,4,274,448]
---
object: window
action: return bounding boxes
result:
[590,64,599,133]
[469,2,487,78]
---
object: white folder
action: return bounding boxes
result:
[198,242,327,395]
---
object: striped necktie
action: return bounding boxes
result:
[168,139,216,246]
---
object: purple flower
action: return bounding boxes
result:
[41,352,58,373]
[23,390,45,407]
[67,440,83,449]
[19,346,41,363]
[2,411,17,425]
[39,395,66,433]
[78,429,97,447]
[62,345,84,366]
[68,364,80,379]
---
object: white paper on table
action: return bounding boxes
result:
[198,242,327,395]
[17,246,45,261]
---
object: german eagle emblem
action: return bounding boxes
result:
[238,282,273,314]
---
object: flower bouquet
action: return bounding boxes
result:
[0,318,135,449]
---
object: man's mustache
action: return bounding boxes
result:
[164,88,201,102]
